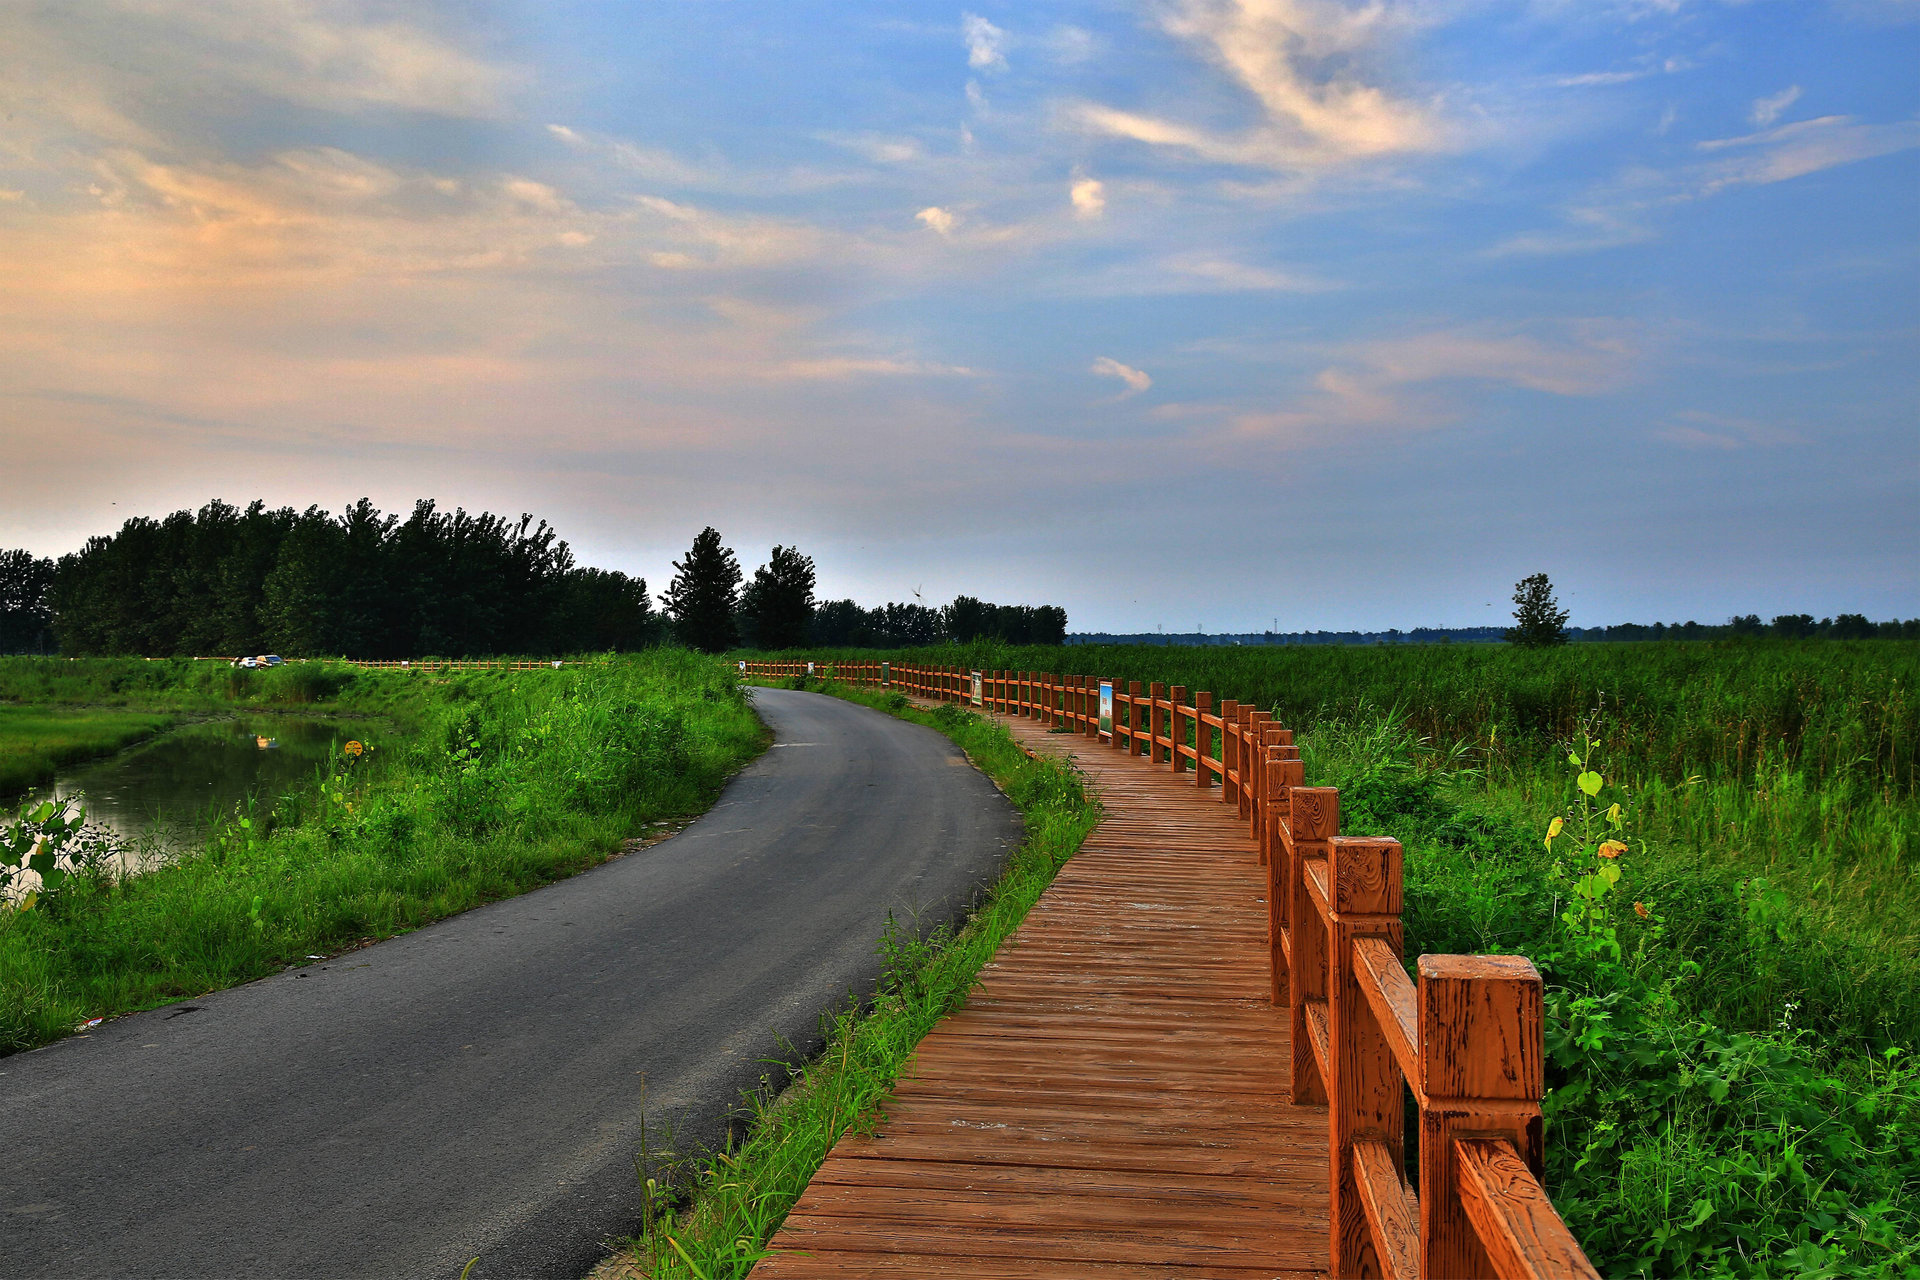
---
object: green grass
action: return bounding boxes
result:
[0,705,179,794]
[0,650,762,1055]
[614,680,1099,1278]
[1307,715,1920,1278]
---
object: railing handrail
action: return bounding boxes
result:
[735,657,1595,1279]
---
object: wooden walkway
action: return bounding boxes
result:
[754,708,1329,1278]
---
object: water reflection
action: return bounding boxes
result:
[18,718,380,881]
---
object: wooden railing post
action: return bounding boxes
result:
[1194,692,1213,788]
[1169,687,1188,775]
[1266,742,1296,1005]
[1127,682,1145,755]
[1148,683,1166,761]
[1220,699,1239,805]
[1329,835,1406,1279]
[1289,786,1338,1106]
[1418,955,1546,1280]
[1245,712,1271,826]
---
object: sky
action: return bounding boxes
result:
[1,0,1915,633]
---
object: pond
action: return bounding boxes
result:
[14,717,385,885]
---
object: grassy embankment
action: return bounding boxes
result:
[763,641,1920,1278]
[0,655,436,796]
[611,679,1098,1279]
[0,707,180,795]
[0,652,762,1055]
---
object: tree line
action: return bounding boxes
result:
[3,499,656,658]
[656,526,1067,653]
[0,506,1070,657]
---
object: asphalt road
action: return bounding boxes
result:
[1,688,1022,1280]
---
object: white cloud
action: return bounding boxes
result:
[916,205,958,236]
[818,132,924,165]
[1750,85,1803,127]
[772,357,981,380]
[1070,177,1106,219]
[10,1,513,126]
[1497,113,1920,256]
[1075,0,1441,171]
[1658,410,1804,450]
[1161,254,1333,292]
[962,14,1006,71]
[1222,323,1636,440]
[1698,115,1920,192]
[1091,356,1152,396]
[1556,69,1652,87]
[1044,25,1097,65]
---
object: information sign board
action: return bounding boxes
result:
[1099,680,1114,736]
[970,671,984,706]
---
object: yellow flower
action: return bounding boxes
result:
[1598,839,1627,859]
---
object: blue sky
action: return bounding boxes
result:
[1,0,1914,631]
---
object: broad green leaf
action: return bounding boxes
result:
[1577,770,1603,797]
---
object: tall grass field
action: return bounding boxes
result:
[760,640,1920,1277]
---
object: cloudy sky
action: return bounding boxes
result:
[2,0,1914,631]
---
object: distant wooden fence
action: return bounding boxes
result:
[343,659,571,671]
[741,659,1598,1280]
[177,658,575,670]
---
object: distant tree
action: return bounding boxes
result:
[261,508,345,656]
[0,549,57,654]
[1831,613,1875,640]
[1729,614,1764,637]
[738,545,817,650]
[1505,573,1569,648]
[1771,613,1817,640]
[810,599,874,646]
[558,568,660,651]
[661,527,741,653]
[880,601,947,647]
[943,595,992,643]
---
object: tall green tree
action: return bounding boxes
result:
[739,545,816,650]
[0,549,56,653]
[1506,573,1570,648]
[661,527,741,653]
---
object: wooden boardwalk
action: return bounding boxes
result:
[754,708,1329,1278]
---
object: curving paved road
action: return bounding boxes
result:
[1,688,1022,1280]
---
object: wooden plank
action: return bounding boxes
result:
[1455,1139,1601,1280]
[1354,935,1421,1086]
[1353,1139,1419,1280]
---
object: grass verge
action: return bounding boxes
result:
[0,651,761,1055]
[611,679,1098,1278]
[0,705,179,795]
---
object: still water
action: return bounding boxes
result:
[23,717,380,877]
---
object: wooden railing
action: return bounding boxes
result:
[344,659,572,671]
[740,659,1598,1280]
